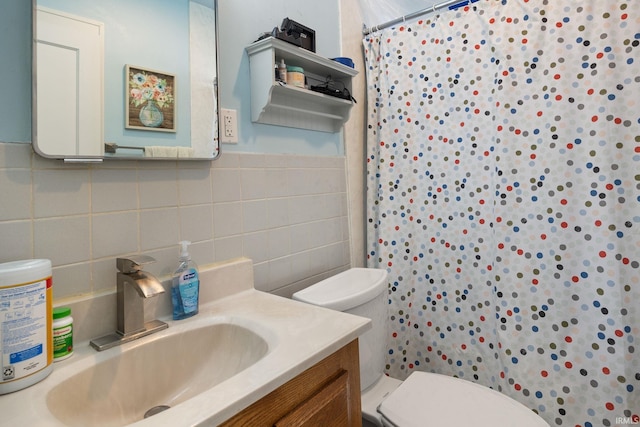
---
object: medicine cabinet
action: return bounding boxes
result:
[245,37,358,133]
[33,0,219,161]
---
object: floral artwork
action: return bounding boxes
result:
[125,65,176,132]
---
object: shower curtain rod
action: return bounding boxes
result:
[362,0,479,35]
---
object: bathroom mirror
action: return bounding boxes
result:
[33,0,219,161]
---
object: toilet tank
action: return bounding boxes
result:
[292,268,388,391]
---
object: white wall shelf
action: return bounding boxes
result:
[246,37,358,133]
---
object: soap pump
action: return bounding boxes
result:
[171,240,200,320]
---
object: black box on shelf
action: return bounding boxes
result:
[275,18,316,52]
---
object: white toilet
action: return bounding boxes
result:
[292,268,550,427]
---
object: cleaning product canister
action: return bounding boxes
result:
[0,259,53,395]
[52,307,73,361]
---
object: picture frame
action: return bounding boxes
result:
[125,65,176,132]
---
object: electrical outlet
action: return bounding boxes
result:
[220,108,238,143]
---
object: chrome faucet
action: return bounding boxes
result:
[90,255,169,351]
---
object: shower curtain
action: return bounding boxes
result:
[364,1,639,425]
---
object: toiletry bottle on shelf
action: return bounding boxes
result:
[172,241,200,320]
[278,58,287,83]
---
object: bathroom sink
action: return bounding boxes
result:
[46,320,269,427]
[0,259,370,427]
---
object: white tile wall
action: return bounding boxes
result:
[0,143,351,301]
[0,169,31,220]
[340,0,367,268]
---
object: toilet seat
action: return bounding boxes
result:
[377,372,549,427]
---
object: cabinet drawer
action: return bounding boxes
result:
[275,371,349,427]
[220,339,361,427]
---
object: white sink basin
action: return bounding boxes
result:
[46,320,268,427]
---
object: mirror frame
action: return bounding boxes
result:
[32,0,220,162]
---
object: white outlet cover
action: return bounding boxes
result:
[220,108,238,143]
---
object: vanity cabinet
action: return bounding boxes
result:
[245,37,358,133]
[220,339,361,427]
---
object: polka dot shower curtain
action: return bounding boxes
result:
[364,1,639,425]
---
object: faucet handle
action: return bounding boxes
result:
[117,255,156,274]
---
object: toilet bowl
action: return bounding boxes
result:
[293,268,549,427]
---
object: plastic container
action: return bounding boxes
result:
[331,57,355,68]
[278,58,287,83]
[172,241,200,320]
[52,307,73,361]
[286,66,305,88]
[0,259,53,395]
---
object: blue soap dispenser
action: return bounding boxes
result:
[172,240,200,320]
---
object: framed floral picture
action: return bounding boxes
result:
[125,65,176,132]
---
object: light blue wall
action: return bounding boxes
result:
[0,0,345,156]
[0,0,32,143]
[217,1,344,155]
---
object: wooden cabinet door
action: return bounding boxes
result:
[220,339,361,427]
[275,371,349,427]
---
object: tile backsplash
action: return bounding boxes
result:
[0,142,351,302]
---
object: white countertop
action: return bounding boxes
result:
[0,259,371,426]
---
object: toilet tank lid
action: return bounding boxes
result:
[292,268,388,311]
